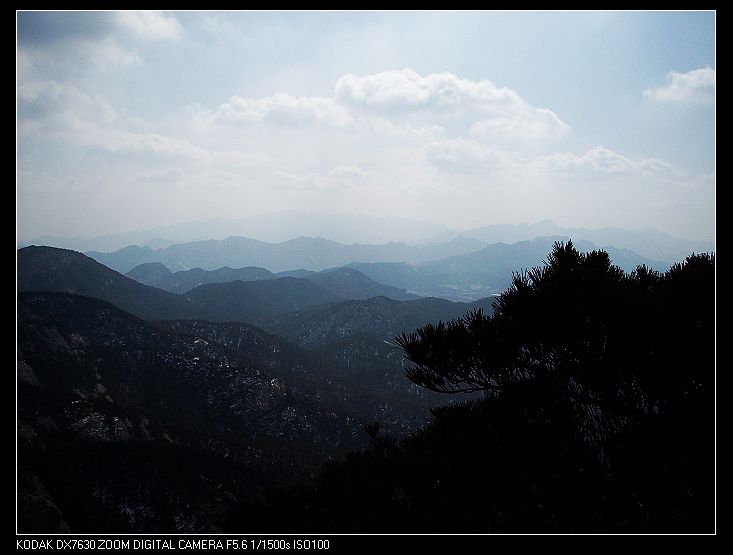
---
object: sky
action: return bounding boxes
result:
[17,10,715,242]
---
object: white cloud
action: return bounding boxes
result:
[209,69,568,143]
[79,127,210,160]
[335,68,570,141]
[89,37,143,68]
[115,11,183,41]
[424,139,524,173]
[534,146,676,175]
[470,108,570,142]
[336,69,513,112]
[643,67,715,105]
[20,85,205,161]
[215,93,354,127]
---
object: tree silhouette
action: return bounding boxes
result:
[231,242,714,532]
[385,241,715,530]
[397,242,714,414]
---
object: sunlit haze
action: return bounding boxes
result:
[17,11,715,243]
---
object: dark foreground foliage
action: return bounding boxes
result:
[233,242,714,533]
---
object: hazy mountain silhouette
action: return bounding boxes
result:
[25,215,711,265]
[350,236,669,300]
[296,267,417,301]
[125,263,416,300]
[183,278,343,325]
[24,213,451,253]
[276,269,319,278]
[124,262,173,288]
[86,235,665,298]
[457,220,712,263]
[126,264,275,294]
[18,247,434,328]
[17,246,204,320]
[85,236,487,274]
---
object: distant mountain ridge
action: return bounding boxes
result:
[18,247,462,332]
[24,214,712,265]
[458,220,712,263]
[17,247,348,323]
[86,235,487,274]
[126,264,275,294]
[17,246,205,320]
[82,231,680,283]
[350,236,670,301]
[124,262,173,289]
[22,212,451,252]
[125,263,417,301]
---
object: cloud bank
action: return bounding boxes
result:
[16,10,714,243]
[644,67,715,105]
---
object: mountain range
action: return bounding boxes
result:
[18,246,205,320]
[125,263,416,300]
[86,235,487,275]
[349,236,669,301]
[454,220,712,263]
[27,230,670,307]
[17,291,411,532]
[23,213,713,266]
[22,212,451,253]
[16,235,713,533]
[83,235,669,301]
[18,246,491,336]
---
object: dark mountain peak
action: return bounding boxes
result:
[301,267,418,301]
[129,261,172,273]
[268,293,492,347]
[125,262,173,287]
[184,276,343,325]
[19,245,112,284]
[18,246,204,321]
[21,244,90,261]
[163,266,276,294]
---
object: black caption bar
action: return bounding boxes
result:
[14,534,506,552]
[16,536,338,552]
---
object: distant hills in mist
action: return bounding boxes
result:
[85,235,488,275]
[80,235,667,301]
[21,211,697,303]
[17,246,474,327]
[22,212,451,253]
[454,220,712,263]
[21,213,712,265]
